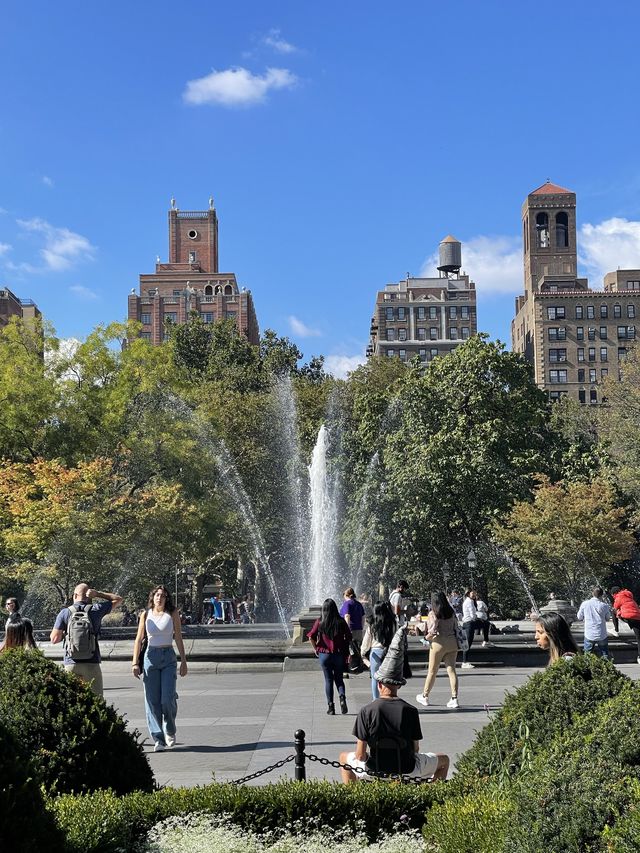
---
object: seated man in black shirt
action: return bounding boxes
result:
[339,626,449,783]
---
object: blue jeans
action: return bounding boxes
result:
[318,652,346,704]
[369,648,385,699]
[143,646,178,744]
[584,638,610,659]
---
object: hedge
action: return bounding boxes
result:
[50,779,449,852]
[0,649,154,795]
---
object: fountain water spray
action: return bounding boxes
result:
[308,424,341,604]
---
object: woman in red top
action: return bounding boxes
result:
[308,598,352,715]
[611,587,640,663]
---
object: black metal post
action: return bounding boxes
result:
[294,729,306,782]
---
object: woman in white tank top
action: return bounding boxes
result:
[132,585,188,751]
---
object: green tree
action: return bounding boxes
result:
[260,329,302,377]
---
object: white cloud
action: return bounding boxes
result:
[263,29,299,54]
[289,315,321,337]
[69,284,98,300]
[325,354,367,379]
[580,218,640,284]
[183,66,297,107]
[17,217,96,271]
[0,242,11,257]
[42,176,54,188]
[420,235,522,295]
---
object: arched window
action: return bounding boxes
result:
[204,284,213,296]
[214,285,222,295]
[555,212,569,247]
[536,212,550,248]
[224,284,233,295]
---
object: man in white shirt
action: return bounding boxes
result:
[576,586,612,659]
[389,580,409,626]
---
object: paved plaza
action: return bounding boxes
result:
[103,661,640,787]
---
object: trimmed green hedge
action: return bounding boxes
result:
[50,780,449,852]
[0,649,153,795]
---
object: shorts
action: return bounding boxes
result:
[64,662,103,696]
[345,750,438,780]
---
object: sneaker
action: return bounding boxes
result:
[609,629,619,637]
[166,735,176,749]
[154,741,166,752]
[461,662,475,669]
[447,697,460,709]
[482,641,494,648]
[637,657,640,666]
[415,693,429,707]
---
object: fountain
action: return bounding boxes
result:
[307,424,340,604]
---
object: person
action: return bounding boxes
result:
[132,585,188,752]
[461,589,484,669]
[611,586,640,664]
[415,591,460,709]
[1,615,36,651]
[50,583,123,697]
[340,587,365,649]
[308,598,352,715]
[359,592,373,621]
[4,597,20,627]
[448,590,463,620]
[238,595,251,624]
[534,612,578,664]
[576,586,611,659]
[361,601,396,700]
[474,593,493,647]
[389,580,409,625]
[339,626,449,783]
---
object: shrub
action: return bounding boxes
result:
[600,779,640,853]
[0,649,153,795]
[422,787,513,853]
[455,655,629,785]
[50,780,448,852]
[0,718,65,852]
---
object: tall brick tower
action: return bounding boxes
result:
[522,181,578,295]
[128,198,259,347]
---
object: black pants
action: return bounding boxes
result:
[624,618,640,657]
[463,619,487,662]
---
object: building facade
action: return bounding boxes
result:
[0,287,40,328]
[367,236,478,364]
[511,181,640,404]
[128,199,259,346]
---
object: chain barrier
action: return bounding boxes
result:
[230,753,295,786]
[304,752,429,785]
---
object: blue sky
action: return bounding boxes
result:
[2,1,640,376]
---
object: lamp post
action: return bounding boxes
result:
[467,548,477,589]
[442,560,450,595]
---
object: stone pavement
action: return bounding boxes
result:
[103,661,640,788]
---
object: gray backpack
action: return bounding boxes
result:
[64,604,97,660]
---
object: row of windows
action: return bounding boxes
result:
[386,327,471,341]
[387,348,441,362]
[549,390,600,404]
[548,326,636,341]
[141,311,228,326]
[385,305,473,321]
[549,368,610,384]
[547,304,636,320]
[550,347,628,363]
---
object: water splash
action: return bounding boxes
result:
[503,552,540,615]
[308,424,340,604]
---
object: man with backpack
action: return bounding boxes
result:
[50,583,123,697]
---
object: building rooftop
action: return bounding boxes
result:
[530,180,573,196]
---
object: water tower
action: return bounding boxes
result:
[437,235,462,278]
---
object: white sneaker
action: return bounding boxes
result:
[154,741,166,752]
[637,657,640,665]
[609,629,619,637]
[461,662,474,669]
[447,697,460,709]
[415,693,429,707]
[482,641,494,647]
[166,735,176,748]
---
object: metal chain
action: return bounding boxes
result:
[304,752,429,785]
[231,754,296,786]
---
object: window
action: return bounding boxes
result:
[429,327,438,340]
[188,251,196,263]
[626,280,640,290]
[386,329,395,341]
[397,307,406,321]
[399,349,406,361]
[600,347,608,362]
[449,328,458,340]
[589,369,597,383]
[601,368,609,379]
[575,306,584,319]
[449,306,457,319]
[548,327,567,341]
[163,331,170,342]
[618,326,627,339]
[204,285,213,296]
[614,304,622,318]
[398,328,407,342]
[576,326,584,340]
[226,311,236,319]
[579,389,586,404]
[549,391,568,402]
[419,349,427,362]
[578,369,585,382]
[164,312,177,322]
[386,307,394,321]
[202,313,213,323]
[417,327,426,340]
[588,328,596,341]
[599,326,607,340]
[430,348,439,359]
[224,284,233,296]
[629,326,636,339]
[547,306,566,319]
[587,306,595,319]
[618,347,628,360]
[461,327,471,340]
[387,349,395,358]
[549,370,568,384]
[577,348,585,362]
[140,313,151,325]
[590,389,598,405]
[140,332,151,341]
[555,212,569,247]
[588,347,596,361]
[428,307,438,320]
[549,348,567,363]
[600,305,608,318]
[536,212,550,247]
[172,290,181,296]
[461,306,470,320]
[417,306,426,320]
[628,304,636,318]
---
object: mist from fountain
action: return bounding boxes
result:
[308,424,341,605]
[503,552,540,615]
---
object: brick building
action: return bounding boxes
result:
[511,181,640,404]
[366,236,478,363]
[128,199,259,346]
[0,287,40,328]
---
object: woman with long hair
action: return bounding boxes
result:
[308,598,352,715]
[132,585,188,751]
[534,612,578,664]
[1,615,36,652]
[416,591,460,709]
[361,601,396,700]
